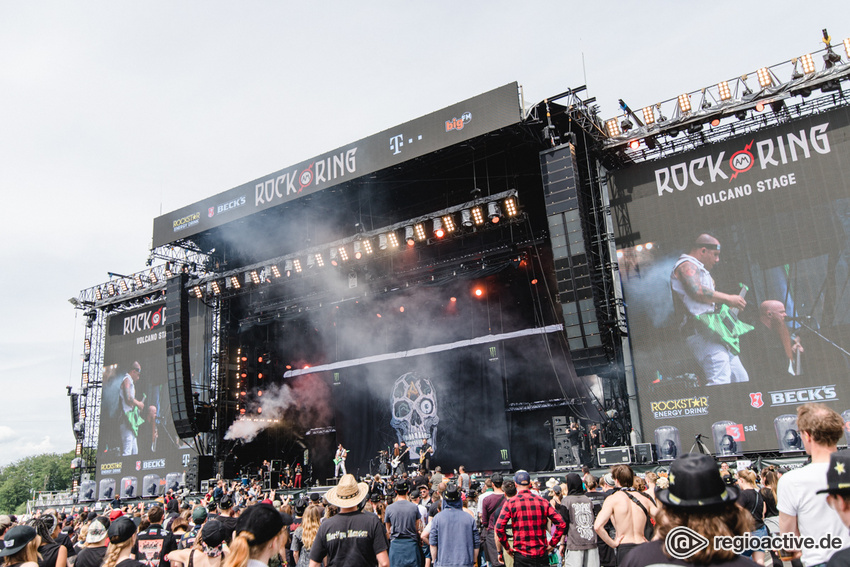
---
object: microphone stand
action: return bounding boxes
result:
[793,318,850,358]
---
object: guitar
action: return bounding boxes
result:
[124,393,146,436]
[694,283,754,355]
[391,447,409,469]
[419,446,433,464]
[333,449,349,465]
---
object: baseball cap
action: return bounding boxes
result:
[192,506,208,523]
[234,504,284,546]
[107,516,137,545]
[0,526,37,557]
[817,449,850,494]
[199,520,225,548]
[108,509,124,521]
[86,517,110,544]
[514,471,531,486]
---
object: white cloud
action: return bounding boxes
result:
[0,426,15,443]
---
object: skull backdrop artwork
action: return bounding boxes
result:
[390,372,439,459]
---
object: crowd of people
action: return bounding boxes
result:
[4,402,850,567]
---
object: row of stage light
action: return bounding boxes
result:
[604,32,850,151]
[189,193,520,299]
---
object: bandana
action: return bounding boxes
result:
[202,540,224,558]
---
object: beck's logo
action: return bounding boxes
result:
[769,385,837,406]
[208,207,214,218]
[749,392,764,408]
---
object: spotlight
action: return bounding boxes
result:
[605,119,621,137]
[405,226,415,246]
[487,202,502,223]
[755,102,765,112]
[472,206,485,225]
[687,122,703,133]
[646,242,654,250]
[641,106,655,125]
[735,110,748,121]
[441,214,456,232]
[284,260,293,277]
[164,263,173,277]
[250,270,260,284]
[796,86,813,98]
[329,248,339,266]
[677,93,691,113]
[667,127,680,138]
[473,287,484,298]
[338,246,349,261]
[620,118,633,132]
[710,118,720,127]
[95,287,102,301]
[414,223,427,241]
[628,139,640,150]
[229,276,241,289]
[353,241,363,260]
[845,38,850,59]
[461,209,473,227]
[134,274,143,288]
[824,48,842,69]
[315,253,325,267]
[211,281,221,295]
[718,81,731,101]
[107,283,117,296]
[757,67,772,88]
[504,197,518,217]
[379,234,388,250]
[801,53,816,74]
[433,218,444,238]
[271,265,281,278]
[821,80,841,93]
[387,231,399,248]
[293,259,302,273]
[192,286,202,298]
[149,270,158,285]
[362,239,373,255]
[119,280,129,293]
[645,136,657,150]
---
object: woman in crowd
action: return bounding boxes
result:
[73,517,110,567]
[0,525,41,567]
[167,521,227,567]
[102,516,144,567]
[223,504,286,567]
[28,516,66,567]
[291,505,322,567]
[737,469,767,566]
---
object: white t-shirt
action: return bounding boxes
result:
[777,461,850,566]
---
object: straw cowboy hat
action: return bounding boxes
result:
[325,474,369,508]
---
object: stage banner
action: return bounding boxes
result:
[93,299,210,500]
[152,82,522,247]
[612,106,850,454]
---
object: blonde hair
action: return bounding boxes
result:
[656,503,753,563]
[224,528,283,567]
[737,469,757,486]
[300,505,322,550]
[102,537,135,567]
[3,535,41,566]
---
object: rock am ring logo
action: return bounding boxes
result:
[729,141,755,180]
[299,164,314,191]
[749,392,764,408]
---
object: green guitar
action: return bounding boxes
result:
[694,283,754,355]
[125,393,146,436]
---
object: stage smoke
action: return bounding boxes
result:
[224,383,296,442]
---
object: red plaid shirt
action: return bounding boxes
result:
[495,490,566,557]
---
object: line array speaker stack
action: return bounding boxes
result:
[166,273,197,439]
[186,455,214,492]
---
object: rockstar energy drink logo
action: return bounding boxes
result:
[651,396,709,419]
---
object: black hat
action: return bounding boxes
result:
[444,482,461,502]
[234,504,283,546]
[817,449,850,494]
[218,495,233,510]
[200,521,226,548]
[107,516,137,545]
[656,454,738,509]
[309,492,321,502]
[394,479,410,494]
[490,472,503,484]
[0,525,37,557]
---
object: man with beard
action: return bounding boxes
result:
[741,300,803,377]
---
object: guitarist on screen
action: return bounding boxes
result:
[671,234,750,385]
[120,361,157,456]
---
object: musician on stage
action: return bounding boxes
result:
[418,439,433,471]
[392,442,408,475]
[334,444,349,478]
[294,463,302,488]
[741,300,805,377]
[588,424,602,466]
[671,234,749,385]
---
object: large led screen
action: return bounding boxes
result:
[612,106,850,454]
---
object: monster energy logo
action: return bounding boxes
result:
[501,449,508,460]
[333,372,341,385]
[490,346,497,357]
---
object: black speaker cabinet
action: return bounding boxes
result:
[633,443,655,464]
[597,446,631,466]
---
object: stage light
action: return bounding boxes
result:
[442,214,456,232]
[376,313,382,318]
[642,106,655,125]
[414,223,427,241]
[230,276,241,289]
[504,197,518,217]
[473,287,484,297]
[710,118,721,127]
[119,279,129,293]
[271,265,281,278]
[645,136,657,150]
[605,119,621,137]
[387,231,399,248]
[284,260,293,276]
[399,306,405,313]
[628,139,640,150]
[379,234,388,250]
[617,250,624,259]
[250,270,260,284]
[95,287,102,301]
[755,101,765,112]
[210,281,221,295]
[771,100,785,114]
[258,390,263,396]
[329,248,339,266]
[134,274,143,288]
[164,263,173,277]
[687,122,703,133]
[353,241,363,260]
[306,254,315,269]
[667,127,680,138]
[82,372,89,386]
[362,239,373,255]
[636,244,643,252]
[799,53,816,74]
[757,67,772,88]
[293,259,302,273]
[405,226,415,246]
[487,202,501,224]
[107,283,117,297]
[315,253,325,267]
[677,93,691,113]
[338,246,349,261]
[84,339,91,352]
[450,297,457,302]
[718,81,731,101]
[192,286,203,298]
[735,110,748,121]
[620,118,633,132]
[433,218,444,238]
[845,38,850,59]
[646,242,654,250]
[149,270,158,285]
[825,46,842,69]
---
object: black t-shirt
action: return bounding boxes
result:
[117,559,147,567]
[132,524,178,567]
[310,511,388,567]
[620,539,759,567]
[216,515,238,544]
[56,531,76,557]
[74,546,107,567]
[761,488,779,518]
[737,489,764,530]
[828,546,850,567]
[37,543,62,567]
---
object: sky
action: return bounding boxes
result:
[1,1,845,468]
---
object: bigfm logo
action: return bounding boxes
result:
[749,392,764,408]
[769,385,837,406]
[255,149,358,207]
[665,526,709,560]
[446,111,472,132]
[654,122,831,196]
[122,306,165,335]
